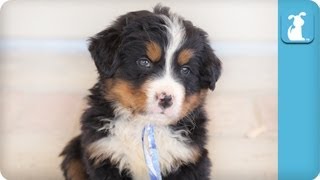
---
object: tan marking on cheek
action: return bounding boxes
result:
[180,90,208,118]
[105,79,148,114]
[178,49,194,65]
[146,41,162,62]
[66,160,87,180]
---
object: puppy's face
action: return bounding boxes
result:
[89,7,221,125]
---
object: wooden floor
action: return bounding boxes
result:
[0,50,277,180]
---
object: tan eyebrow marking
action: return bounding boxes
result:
[146,41,162,62]
[178,49,194,65]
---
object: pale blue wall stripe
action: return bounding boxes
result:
[0,39,277,56]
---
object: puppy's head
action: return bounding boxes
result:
[89,5,221,125]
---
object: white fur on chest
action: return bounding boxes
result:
[88,116,200,180]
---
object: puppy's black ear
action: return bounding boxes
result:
[200,44,222,91]
[88,10,152,77]
[88,27,121,77]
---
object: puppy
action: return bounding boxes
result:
[60,5,221,180]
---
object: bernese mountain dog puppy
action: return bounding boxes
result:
[60,5,221,180]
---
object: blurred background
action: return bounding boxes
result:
[0,0,277,179]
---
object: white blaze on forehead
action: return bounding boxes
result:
[160,14,186,76]
[143,14,187,123]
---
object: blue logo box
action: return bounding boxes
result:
[281,7,315,44]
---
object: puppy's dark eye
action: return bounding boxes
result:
[136,58,152,68]
[181,66,191,75]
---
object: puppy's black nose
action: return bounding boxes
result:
[158,94,173,109]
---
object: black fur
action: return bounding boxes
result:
[60,5,221,180]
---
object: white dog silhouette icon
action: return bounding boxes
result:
[287,12,307,41]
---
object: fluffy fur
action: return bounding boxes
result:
[60,5,221,180]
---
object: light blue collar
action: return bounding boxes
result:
[142,124,162,180]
